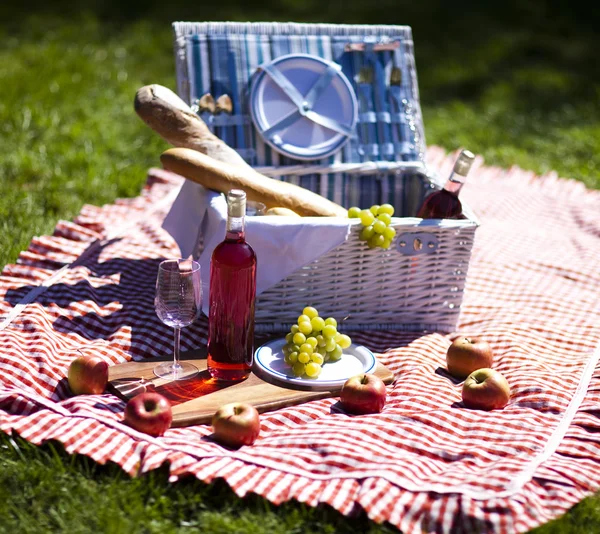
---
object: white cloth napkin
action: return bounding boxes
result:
[162,181,352,316]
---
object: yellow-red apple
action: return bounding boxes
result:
[67,354,109,395]
[462,368,511,410]
[212,403,260,448]
[340,374,387,415]
[446,336,494,379]
[124,392,172,437]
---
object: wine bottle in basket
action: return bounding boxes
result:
[207,189,257,382]
[416,149,475,219]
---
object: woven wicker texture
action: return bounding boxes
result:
[254,220,477,332]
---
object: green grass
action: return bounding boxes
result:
[0,18,173,267]
[0,432,396,534]
[0,5,599,533]
[1,431,598,534]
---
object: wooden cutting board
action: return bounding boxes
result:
[108,349,395,427]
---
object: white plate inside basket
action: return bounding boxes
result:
[254,338,376,390]
[250,54,357,161]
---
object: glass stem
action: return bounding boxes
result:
[173,327,182,370]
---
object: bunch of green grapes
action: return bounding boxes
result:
[283,306,352,379]
[348,204,396,249]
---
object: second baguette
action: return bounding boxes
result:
[161,148,348,218]
[265,207,301,217]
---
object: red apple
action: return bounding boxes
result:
[124,392,172,437]
[446,336,494,379]
[212,402,260,448]
[67,354,109,395]
[462,368,511,410]
[340,374,387,415]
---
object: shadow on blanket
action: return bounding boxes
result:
[4,240,208,360]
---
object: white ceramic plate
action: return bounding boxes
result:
[254,338,376,390]
[250,54,357,161]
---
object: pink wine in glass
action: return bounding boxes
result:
[416,149,475,219]
[207,189,257,382]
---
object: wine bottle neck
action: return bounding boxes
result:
[443,149,474,197]
[226,215,246,241]
[224,189,247,241]
[443,171,466,196]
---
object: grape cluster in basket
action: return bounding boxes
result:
[348,204,396,249]
[283,307,352,379]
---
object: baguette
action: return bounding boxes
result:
[161,148,348,218]
[134,85,248,168]
[265,207,301,217]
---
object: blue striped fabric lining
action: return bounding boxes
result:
[181,24,426,215]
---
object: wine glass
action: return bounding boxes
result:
[246,200,266,216]
[154,259,202,380]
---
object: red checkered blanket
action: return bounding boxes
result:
[1,147,599,534]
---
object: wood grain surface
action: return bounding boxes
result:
[108,351,395,427]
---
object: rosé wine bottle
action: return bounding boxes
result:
[416,149,475,219]
[207,189,257,382]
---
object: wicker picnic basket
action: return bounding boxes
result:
[172,21,478,333]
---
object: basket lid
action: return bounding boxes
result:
[250,54,358,161]
[173,22,427,166]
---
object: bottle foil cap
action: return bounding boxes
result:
[227,189,247,217]
[454,150,475,177]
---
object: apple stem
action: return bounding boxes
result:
[361,375,368,385]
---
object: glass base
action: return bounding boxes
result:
[153,361,199,381]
